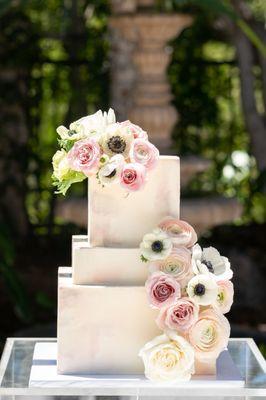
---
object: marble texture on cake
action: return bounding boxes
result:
[57,267,160,374]
[72,237,146,285]
[88,156,180,247]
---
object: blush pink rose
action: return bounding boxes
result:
[145,271,181,309]
[67,138,100,175]
[156,297,199,332]
[129,139,159,171]
[149,247,192,289]
[120,162,146,191]
[214,280,234,314]
[120,120,148,140]
[159,217,197,249]
[189,308,230,361]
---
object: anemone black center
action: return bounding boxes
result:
[151,240,164,253]
[194,283,206,296]
[106,169,117,179]
[107,136,126,153]
[202,259,214,273]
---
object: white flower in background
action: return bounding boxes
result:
[140,228,173,262]
[56,108,116,142]
[98,154,124,185]
[192,244,233,281]
[187,274,218,306]
[100,122,133,157]
[139,331,195,383]
[52,149,71,181]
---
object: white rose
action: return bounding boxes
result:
[52,149,71,181]
[139,331,195,383]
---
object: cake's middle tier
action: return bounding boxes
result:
[72,235,147,285]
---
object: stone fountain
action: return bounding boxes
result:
[55,0,241,234]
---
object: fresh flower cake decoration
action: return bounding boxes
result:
[52,109,159,195]
[139,217,234,383]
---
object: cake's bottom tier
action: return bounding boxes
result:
[57,267,160,375]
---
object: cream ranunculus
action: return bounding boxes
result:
[187,274,218,306]
[214,280,234,314]
[148,247,193,288]
[52,149,71,181]
[140,228,173,262]
[159,217,197,249]
[100,122,133,157]
[139,331,195,383]
[98,154,124,185]
[189,309,230,361]
[192,244,233,281]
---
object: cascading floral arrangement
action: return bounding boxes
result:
[139,217,234,383]
[52,109,159,195]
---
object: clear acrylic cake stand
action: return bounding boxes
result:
[0,338,266,399]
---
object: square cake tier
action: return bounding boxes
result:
[72,236,147,285]
[88,156,180,247]
[57,267,160,374]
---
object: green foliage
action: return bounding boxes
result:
[0,224,32,323]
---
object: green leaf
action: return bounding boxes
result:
[140,254,148,263]
[58,138,75,152]
[52,172,86,195]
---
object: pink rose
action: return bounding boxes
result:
[68,138,100,175]
[189,308,230,361]
[120,162,146,191]
[156,297,199,332]
[129,139,159,171]
[145,271,181,309]
[214,280,234,314]
[120,120,148,140]
[149,247,192,288]
[159,217,197,248]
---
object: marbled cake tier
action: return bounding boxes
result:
[57,267,160,374]
[72,236,145,285]
[88,156,180,247]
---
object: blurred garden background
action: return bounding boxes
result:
[0,0,265,351]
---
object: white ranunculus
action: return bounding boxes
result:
[192,244,233,281]
[100,122,134,157]
[187,274,218,306]
[52,149,71,181]
[140,228,173,261]
[56,108,116,142]
[139,331,195,383]
[98,154,124,185]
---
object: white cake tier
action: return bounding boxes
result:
[88,155,180,247]
[72,235,147,285]
[57,267,160,374]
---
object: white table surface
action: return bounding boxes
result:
[0,337,266,398]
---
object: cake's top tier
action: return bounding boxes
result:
[88,155,180,247]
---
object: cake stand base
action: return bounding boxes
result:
[29,342,244,389]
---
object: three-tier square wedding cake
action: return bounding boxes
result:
[53,109,233,383]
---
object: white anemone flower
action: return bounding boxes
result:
[98,154,124,185]
[100,122,133,157]
[140,228,173,262]
[192,244,233,281]
[187,274,218,306]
